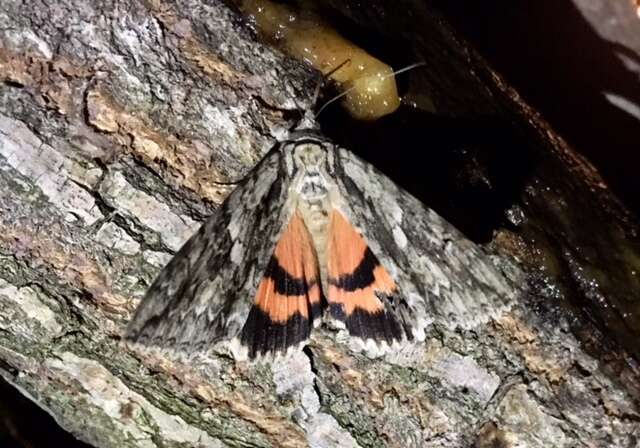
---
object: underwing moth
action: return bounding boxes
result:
[125,116,515,360]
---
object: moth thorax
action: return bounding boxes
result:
[297,171,327,200]
[298,197,331,296]
[292,143,333,292]
[292,143,330,200]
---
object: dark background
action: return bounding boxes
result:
[437,0,640,217]
[2,0,639,446]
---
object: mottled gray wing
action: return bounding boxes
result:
[125,148,291,354]
[332,147,520,341]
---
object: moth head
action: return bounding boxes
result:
[283,139,336,199]
[282,137,336,178]
[293,142,326,169]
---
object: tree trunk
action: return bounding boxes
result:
[0,1,638,447]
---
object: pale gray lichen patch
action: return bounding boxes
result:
[95,222,141,255]
[272,351,316,400]
[271,352,362,448]
[0,345,38,376]
[382,342,428,367]
[99,171,199,251]
[1,27,53,59]
[306,413,362,448]
[0,279,63,338]
[374,399,425,448]
[143,250,174,268]
[0,115,103,226]
[45,351,225,448]
[202,104,240,141]
[495,384,567,447]
[431,352,501,404]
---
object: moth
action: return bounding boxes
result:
[125,115,515,360]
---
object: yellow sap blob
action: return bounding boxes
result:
[241,0,401,120]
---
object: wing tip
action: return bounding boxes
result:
[326,301,430,358]
[228,337,250,361]
[227,336,311,362]
[238,304,314,359]
[336,322,429,359]
[329,303,408,342]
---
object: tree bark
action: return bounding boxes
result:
[0,1,638,447]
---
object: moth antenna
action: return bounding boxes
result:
[311,59,352,108]
[295,59,352,130]
[311,59,351,105]
[314,61,427,119]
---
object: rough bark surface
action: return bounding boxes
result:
[0,1,638,448]
[315,0,640,359]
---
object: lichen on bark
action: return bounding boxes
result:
[0,1,638,447]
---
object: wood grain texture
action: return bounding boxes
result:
[0,0,638,447]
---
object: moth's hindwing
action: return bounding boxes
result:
[125,148,292,356]
[326,209,408,347]
[238,210,323,358]
[332,147,516,341]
